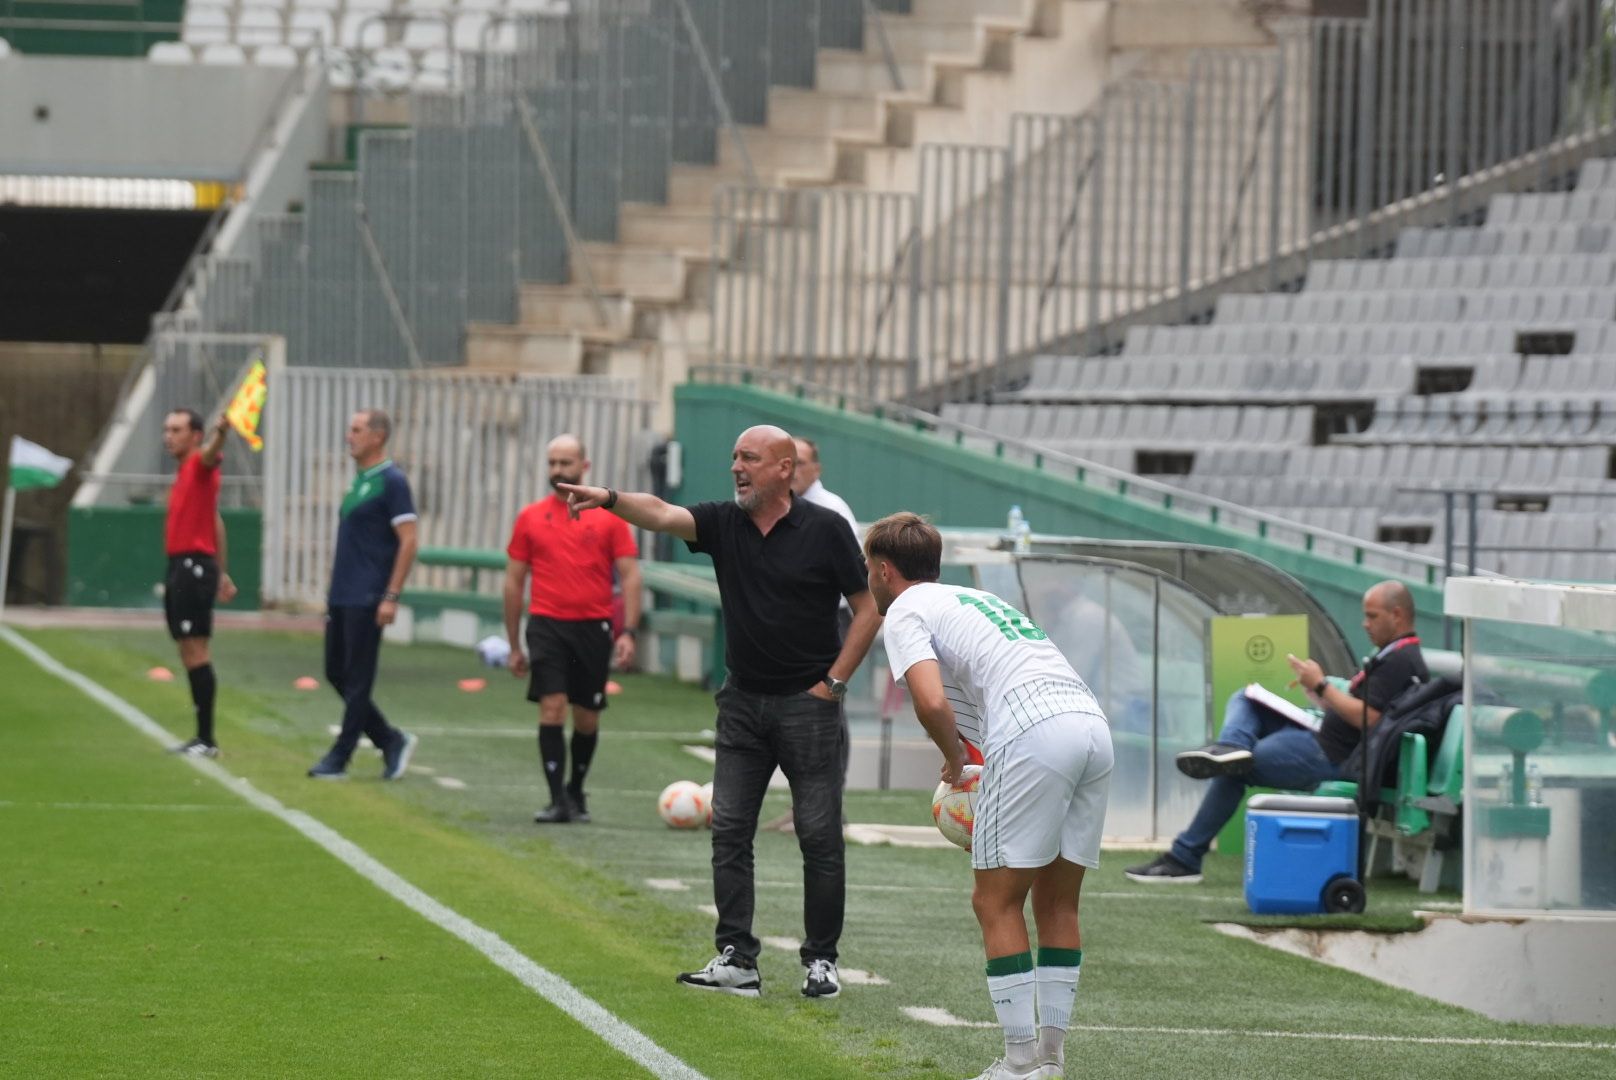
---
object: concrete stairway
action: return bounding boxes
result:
[466,0,1282,423]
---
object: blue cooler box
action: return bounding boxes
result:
[1244,794,1360,915]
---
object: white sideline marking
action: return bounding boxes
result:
[2,627,709,1080]
[759,938,889,986]
[697,904,720,918]
[646,879,689,892]
[408,765,437,776]
[432,777,467,791]
[901,1008,1616,1051]
[746,879,1228,903]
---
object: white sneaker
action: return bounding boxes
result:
[675,946,761,998]
[965,1059,1046,1080]
[801,958,840,999]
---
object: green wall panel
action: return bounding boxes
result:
[67,507,261,609]
[671,382,1444,660]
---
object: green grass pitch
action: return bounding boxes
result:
[1,626,1611,1078]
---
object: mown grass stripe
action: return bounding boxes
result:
[0,625,710,1080]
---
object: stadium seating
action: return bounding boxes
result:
[998,156,1616,581]
[143,0,549,87]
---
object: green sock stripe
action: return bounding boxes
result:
[1037,947,1083,968]
[985,951,1034,977]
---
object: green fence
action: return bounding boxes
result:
[671,382,1443,659]
[67,506,262,608]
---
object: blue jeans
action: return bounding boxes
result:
[710,680,846,965]
[1169,693,1341,872]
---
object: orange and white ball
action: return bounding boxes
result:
[931,764,984,851]
[658,780,709,829]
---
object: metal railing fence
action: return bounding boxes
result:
[714,1,1616,401]
[261,364,655,607]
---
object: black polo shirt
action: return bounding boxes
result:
[686,497,869,695]
[1315,637,1429,765]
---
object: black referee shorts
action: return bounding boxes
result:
[525,616,613,711]
[164,553,219,641]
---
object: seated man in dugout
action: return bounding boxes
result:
[1125,581,1428,884]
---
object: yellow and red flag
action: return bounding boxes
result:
[226,358,268,452]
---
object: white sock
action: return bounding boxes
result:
[986,969,1038,1065]
[1036,952,1082,1066]
[1036,962,1081,1031]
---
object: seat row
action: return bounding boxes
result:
[181,6,513,50]
[1006,353,1436,403]
[1395,222,1616,259]
[1341,394,1616,446]
[1306,254,1616,293]
[940,403,1316,447]
[1213,288,1616,326]
[1121,321,1601,359]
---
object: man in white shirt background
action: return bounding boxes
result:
[791,437,858,544]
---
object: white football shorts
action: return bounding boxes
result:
[971,709,1114,871]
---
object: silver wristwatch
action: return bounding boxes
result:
[823,675,849,700]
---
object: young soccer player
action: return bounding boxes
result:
[867,512,1113,1080]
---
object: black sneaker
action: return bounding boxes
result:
[533,801,573,824]
[565,788,591,824]
[307,756,348,780]
[1175,743,1255,780]
[676,946,761,997]
[382,731,417,781]
[173,738,220,759]
[802,958,840,999]
[1123,853,1203,884]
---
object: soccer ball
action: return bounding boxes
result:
[475,635,511,668]
[931,764,984,851]
[658,780,708,829]
[698,781,714,827]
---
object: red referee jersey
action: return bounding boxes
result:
[507,494,638,619]
[166,452,220,556]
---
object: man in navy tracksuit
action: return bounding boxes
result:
[307,409,421,781]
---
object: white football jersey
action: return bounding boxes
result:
[883,582,1100,753]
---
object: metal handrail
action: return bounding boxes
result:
[689,364,1453,583]
[671,0,758,188]
[513,93,612,328]
[860,0,906,93]
[354,199,426,369]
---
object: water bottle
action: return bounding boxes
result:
[1016,514,1032,554]
[1007,504,1024,537]
[1527,763,1543,805]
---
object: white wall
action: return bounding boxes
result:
[0,56,295,179]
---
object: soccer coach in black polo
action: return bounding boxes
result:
[558,424,879,1001]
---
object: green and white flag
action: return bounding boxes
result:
[8,436,72,492]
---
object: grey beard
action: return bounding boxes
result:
[733,488,760,512]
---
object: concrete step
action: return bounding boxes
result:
[464,325,586,374]
[911,0,1033,21]
[517,284,635,336]
[869,16,985,64]
[767,86,885,138]
[575,243,699,304]
[816,48,929,97]
[718,127,838,175]
[668,163,756,211]
[619,203,716,250]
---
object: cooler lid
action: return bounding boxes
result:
[1247,794,1359,816]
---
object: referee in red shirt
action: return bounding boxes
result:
[161,408,237,758]
[503,435,641,823]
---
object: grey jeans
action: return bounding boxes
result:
[709,679,846,965]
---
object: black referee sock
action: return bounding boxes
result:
[538,726,567,806]
[188,664,217,745]
[568,732,598,796]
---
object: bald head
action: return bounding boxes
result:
[731,425,796,515]
[1362,580,1416,647]
[546,433,589,492]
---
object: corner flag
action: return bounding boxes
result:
[226,358,268,452]
[8,436,72,492]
